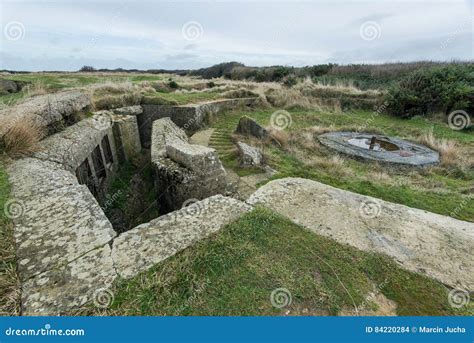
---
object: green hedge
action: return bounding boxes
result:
[385,64,474,118]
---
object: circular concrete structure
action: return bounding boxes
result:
[318,132,439,166]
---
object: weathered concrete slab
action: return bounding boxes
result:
[13,185,116,280]
[247,177,474,289]
[151,118,227,213]
[139,98,258,147]
[32,114,117,173]
[111,105,143,116]
[151,117,188,161]
[0,90,90,132]
[237,141,263,167]
[112,114,142,162]
[7,158,76,198]
[22,245,116,316]
[166,143,223,172]
[235,115,269,139]
[112,195,252,279]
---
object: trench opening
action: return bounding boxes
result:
[72,116,160,233]
[101,151,159,234]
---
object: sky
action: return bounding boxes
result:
[0,0,473,71]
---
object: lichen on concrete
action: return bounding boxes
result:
[151,117,227,212]
[111,195,252,279]
[13,184,116,281]
[0,90,90,132]
[247,177,474,289]
[22,245,116,316]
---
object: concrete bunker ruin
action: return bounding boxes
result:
[5,91,472,316]
[6,95,259,314]
[318,131,440,166]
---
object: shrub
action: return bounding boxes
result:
[168,80,179,89]
[385,64,474,118]
[283,75,298,88]
[152,82,171,93]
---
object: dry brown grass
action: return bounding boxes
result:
[266,127,289,148]
[0,116,45,156]
[92,91,143,110]
[222,88,259,99]
[418,130,460,167]
[0,186,21,316]
[0,260,21,316]
[23,81,48,96]
[264,88,314,110]
[91,81,134,94]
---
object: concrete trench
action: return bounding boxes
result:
[5,92,473,315]
[7,97,259,315]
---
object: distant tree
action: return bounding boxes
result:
[79,65,96,72]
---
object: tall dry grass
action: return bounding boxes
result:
[418,130,459,167]
[0,116,46,156]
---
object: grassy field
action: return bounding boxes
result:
[0,72,164,107]
[1,71,472,316]
[92,208,468,316]
[0,72,234,109]
[209,109,474,222]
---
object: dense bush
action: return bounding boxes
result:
[385,64,474,118]
[190,61,462,89]
[168,80,179,89]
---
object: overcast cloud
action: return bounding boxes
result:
[0,0,472,71]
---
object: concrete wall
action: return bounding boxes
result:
[138,98,259,148]
[32,113,119,202]
[112,114,142,163]
[151,118,227,213]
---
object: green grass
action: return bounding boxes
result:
[103,208,463,316]
[0,72,164,106]
[209,109,474,221]
[0,159,19,315]
[104,157,159,231]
